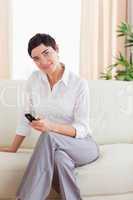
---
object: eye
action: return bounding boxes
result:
[33,57,39,61]
[43,51,49,55]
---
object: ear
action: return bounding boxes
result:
[55,44,59,53]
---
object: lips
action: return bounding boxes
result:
[42,64,52,69]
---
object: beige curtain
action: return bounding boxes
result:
[0,0,10,79]
[80,0,128,80]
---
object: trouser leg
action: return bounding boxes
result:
[52,164,60,194]
[50,132,99,200]
[54,150,82,200]
[16,132,56,200]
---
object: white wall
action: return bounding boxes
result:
[11,0,81,80]
[0,0,81,80]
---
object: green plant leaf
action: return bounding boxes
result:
[116,74,126,81]
[125,44,133,47]
[125,74,133,81]
[117,34,125,37]
[129,72,133,78]
[100,21,133,81]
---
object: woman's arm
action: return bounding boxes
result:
[50,122,76,137]
[30,118,76,137]
[0,134,26,153]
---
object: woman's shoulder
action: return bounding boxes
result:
[28,70,41,81]
[26,70,42,84]
[69,70,88,89]
[25,70,41,89]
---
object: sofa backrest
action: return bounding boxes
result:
[89,80,133,144]
[0,80,39,149]
[0,80,133,149]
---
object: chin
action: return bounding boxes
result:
[42,65,56,73]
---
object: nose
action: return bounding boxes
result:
[39,56,48,65]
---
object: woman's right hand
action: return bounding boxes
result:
[0,147,15,153]
[0,134,26,153]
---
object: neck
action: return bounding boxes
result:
[47,63,64,85]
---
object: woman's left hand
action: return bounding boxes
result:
[30,118,52,133]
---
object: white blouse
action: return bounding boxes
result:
[16,66,92,138]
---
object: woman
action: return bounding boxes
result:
[15,33,99,200]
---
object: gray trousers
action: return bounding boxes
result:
[16,132,99,200]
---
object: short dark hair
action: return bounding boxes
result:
[28,33,57,56]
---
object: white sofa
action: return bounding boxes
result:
[0,80,133,200]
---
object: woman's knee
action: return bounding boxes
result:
[54,150,74,168]
[35,132,55,151]
[89,142,100,163]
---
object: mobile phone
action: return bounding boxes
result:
[25,113,37,122]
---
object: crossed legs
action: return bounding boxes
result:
[16,132,99,200]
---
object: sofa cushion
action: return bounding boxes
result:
[75,143,133,196]
[0,148,60,199]
[0,149,32,198]
[0,144,133,198]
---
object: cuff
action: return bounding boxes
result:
[72,123,89,139]
[16,126,31,137]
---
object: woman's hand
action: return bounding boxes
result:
[0,147,16,153]
[30,118,52,133]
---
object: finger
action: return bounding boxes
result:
[31,124,42,130]
[36,118,40,120]
[31,121,40,126]
[33,127,42,131]
[30,124,42,131]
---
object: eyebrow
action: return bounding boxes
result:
[41,48,49,54]
[32,48,49,59]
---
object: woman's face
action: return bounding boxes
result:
[31,43,60,73]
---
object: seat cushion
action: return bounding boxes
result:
[0,149,32,198]
[0,144,133,198]
[75,143,133,196]
[0,148,59,199]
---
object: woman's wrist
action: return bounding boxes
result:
[48,121,55,132]
[0,147,16,153]
[47,121,76,137]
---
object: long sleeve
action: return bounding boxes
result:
[16,79,33,137]
[71,80,92,138]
